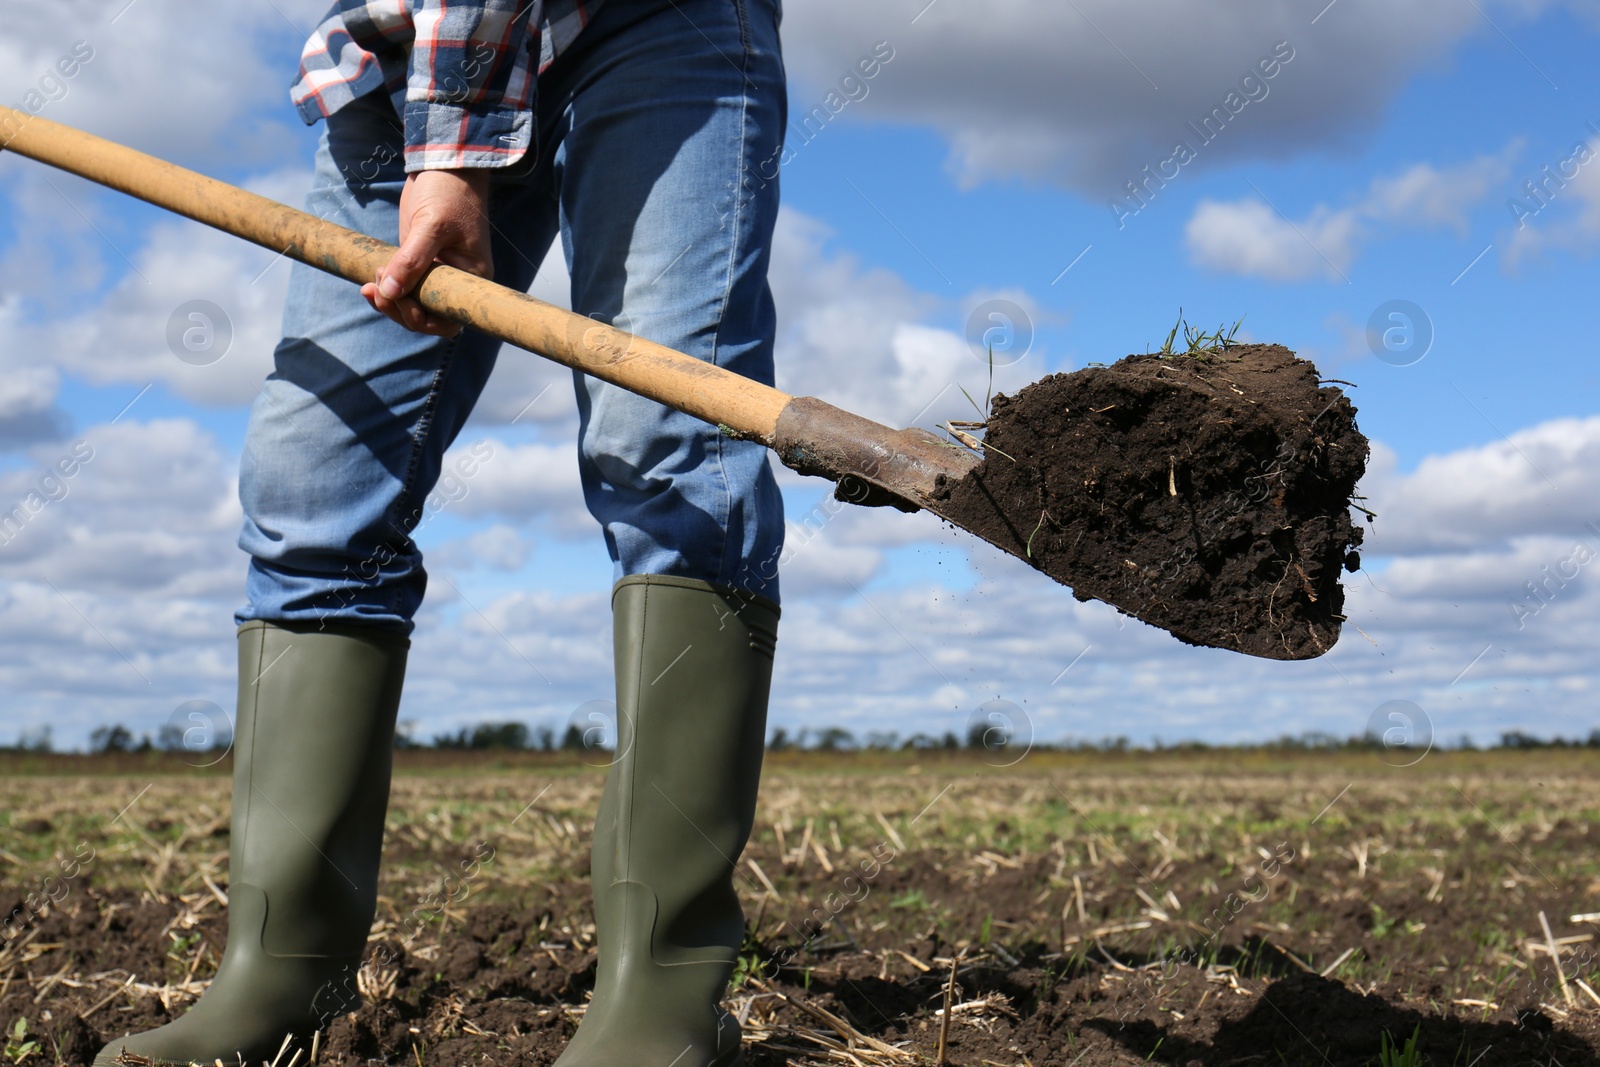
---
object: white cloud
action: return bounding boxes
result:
[427,524,535,572]
[1186,198,1361,282]
[778,520,884,594]
[1367,156,1514,233]
[1185,151,1515,281]
[0,363,60,423]
[0,0,1557,228]
[0,418,241,592]
[0,168,308,408]
[1361,417,1600,554]
[0,0,327,170]
[780,0,1546,194]
[441,438,590,535]
[0,299,68,447]
[1504,137,1600,263]
[1381,541,1558,602]
[0,417,245,741]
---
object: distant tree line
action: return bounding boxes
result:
[0,723,229,755]
[10,722,1600,756]
[417,722,592,752]
[764,727,1600,754]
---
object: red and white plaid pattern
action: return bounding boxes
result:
[291,0,602,171]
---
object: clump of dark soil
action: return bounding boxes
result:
[935,344,1368,660]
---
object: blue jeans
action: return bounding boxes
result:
[237,0,787,634]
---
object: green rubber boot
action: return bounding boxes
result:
[95,620,407,1067]
[554,575,779,1067]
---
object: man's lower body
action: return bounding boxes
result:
[94,1,786,1065]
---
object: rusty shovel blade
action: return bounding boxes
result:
[769,396,980,514]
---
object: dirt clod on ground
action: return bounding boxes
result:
[934,344,1368,660]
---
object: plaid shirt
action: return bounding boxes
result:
[291,0,602,172]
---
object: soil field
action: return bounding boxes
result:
[3,750,1600,1066]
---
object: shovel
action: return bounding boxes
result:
[0,109,1364,660]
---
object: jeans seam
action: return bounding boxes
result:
[734,0,753,53]
[708,0,757,588]
[391,334,461,539]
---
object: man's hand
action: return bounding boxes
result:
[361,168,494,337]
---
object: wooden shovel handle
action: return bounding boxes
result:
[0,107,793,443]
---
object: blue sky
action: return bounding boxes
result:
[4,0,1600,751]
